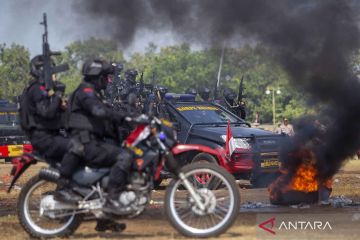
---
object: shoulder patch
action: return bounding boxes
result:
[83,87,94,96]
[83,87,93,92]
[39,85,47,96]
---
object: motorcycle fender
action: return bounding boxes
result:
[171,144,226,164]
[7,155,37,193]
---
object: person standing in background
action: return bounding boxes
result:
[277,118,295,136]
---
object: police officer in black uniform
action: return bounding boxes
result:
[21,56,66,160]
[198,87,211,101]
[118,68,138,102]
[150,85,169,119]
[19,55,82,203]
[222,87,246,120]
[62,58,134,212]
[104,62,124,104]
[185,88,197,97]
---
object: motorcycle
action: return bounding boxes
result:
[8,115,240,238]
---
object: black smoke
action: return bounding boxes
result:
[77,0,360,180]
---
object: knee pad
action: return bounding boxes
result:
[68,139,85,157]
[116,150,132,161]
[114,152,132,171]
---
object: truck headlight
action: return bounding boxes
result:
[221,135,251,149]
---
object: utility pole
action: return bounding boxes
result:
[266,88,281,127]
[214,43,225,99]
[272,89,276,126]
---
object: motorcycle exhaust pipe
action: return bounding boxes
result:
[39,168,61,183]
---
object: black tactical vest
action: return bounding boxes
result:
[67,83,106,137]
[19,80,63,132]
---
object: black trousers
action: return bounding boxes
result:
[29,130,81,177]
[29,130,69,162]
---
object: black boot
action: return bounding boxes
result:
[95,219,126,232]
[103,184,125,214]
[103,192,122,213]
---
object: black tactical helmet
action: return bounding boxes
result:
[199,87,210,100]
[112,62,124,72]
[82,58,114,78]
[125,69,138,84]
[223,88,236,101]
[30,55,58,79]
[82,59,114,90]
[185,88,197,96]
[30,55,45,78]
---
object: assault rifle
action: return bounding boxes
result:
[40,13,69,90]
[237,75,245,105]
[138,71,144,94]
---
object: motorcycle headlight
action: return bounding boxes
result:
[159,132,166,141]
[220,135,251,149]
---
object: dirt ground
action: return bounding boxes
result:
[1,159,360,240]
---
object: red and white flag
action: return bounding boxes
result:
[225,119,236,157]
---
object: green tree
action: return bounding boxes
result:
[128,43,220,92]
[59,38,125,94]
[0,43,30,101]
[218,44,308,123]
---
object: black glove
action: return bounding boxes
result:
[53,81,66,97]
[108,108,131,124]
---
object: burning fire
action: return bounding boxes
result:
[269,148,332,205]
[290,161,319,192]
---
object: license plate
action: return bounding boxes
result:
[260,159,280,168]
[8,145,23,157]
[260,152,280,169]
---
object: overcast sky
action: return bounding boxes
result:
[0,0,179,57]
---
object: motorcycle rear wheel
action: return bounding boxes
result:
[17,174,82,238]
[165,163,240,238]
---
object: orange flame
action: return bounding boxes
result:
[268,148,332,203]
[289,162,318,192]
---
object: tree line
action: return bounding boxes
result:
[2,38,343,124]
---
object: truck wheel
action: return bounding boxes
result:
[191,153,218,164]
[191,153,221,189]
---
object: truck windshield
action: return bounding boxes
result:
[175,104,241,124]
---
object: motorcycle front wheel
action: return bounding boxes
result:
[17,174,82,238]
[165,163,240,238]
